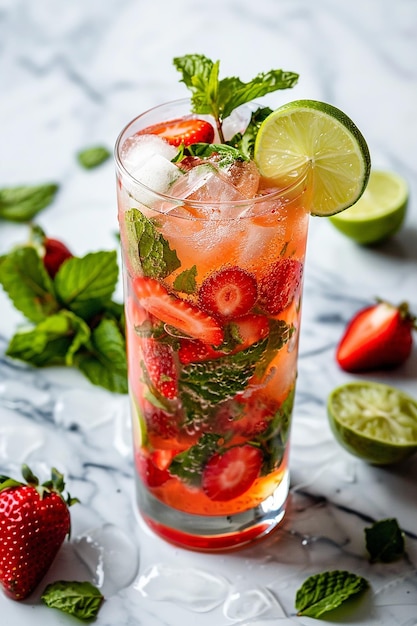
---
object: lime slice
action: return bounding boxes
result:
[254,99,371,216]
[328,169,408,244]
[328,382,417,465]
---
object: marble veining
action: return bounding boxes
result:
[1,0,417,624]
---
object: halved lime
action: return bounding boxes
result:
[328,382,417,465]
[254,100,371,217]
[328,169,408,244]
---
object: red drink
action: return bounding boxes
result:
[115,99,310,550]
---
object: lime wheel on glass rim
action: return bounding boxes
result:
[327,381,417,465]
[328,169,409,244]
[254,99,371,217]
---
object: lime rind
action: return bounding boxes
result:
[254,99,371,217]
[327,382,417,465]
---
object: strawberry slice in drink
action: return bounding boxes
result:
[198,265,258,320]
[202,445,263,501]
[258,258,303,315]
[133,276,224,346]
[178,313,269,364]
[138,118,215,147]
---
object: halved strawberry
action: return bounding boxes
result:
[142,401,179,439]
[138,118,215,147]
[202,445,263,501]
[142,338,178,400]
[136,452,171,488]
[336,300,416,372]
[258,258,303,315]
[198,266,258,320]
[133,276,223,346]
[178,314,269,364]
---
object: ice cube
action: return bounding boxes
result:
[168,163,216,200]
[121,134,177,175]
[226,160,260,198]
[133,153,181,192]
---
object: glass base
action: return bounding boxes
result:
[136,471,290,552]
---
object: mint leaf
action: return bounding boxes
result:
[173,54,298,141]
[41,580,103,620]
[6,311,91,367]
[77,145,110,169]
[365,518,405,563]
[229,106,273,158]
[179,339,267,423]
[55,250,119,320]
[173,266,198,294]
[258,385,295,474]
[76,318,128,393]
[184,142,249,166]
[0,246,58,322]
[255,319,294,378]
[124,209,180,278]
[0,183,59,222]
[169,434,221,485]
[295,570,369,618]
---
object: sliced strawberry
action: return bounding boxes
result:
[143,401,179,439]
[138,118,215,147]
[141,338,178,400]
[136,452,171,487]
[198,266,258,320]
[212,394,276,437]
[258,258,303,315]
[133,276,223,346]
[178,314,269,364]
[202,445,263,501]
[336,300,416,372]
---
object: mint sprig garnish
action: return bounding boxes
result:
[0,243,127,394]
[295,570,369,618]
[365,518,405,563]
[0,183,59,222]
[41,580,104,620]
[173,54,299,142]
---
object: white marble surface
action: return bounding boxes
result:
[1,0,417,624]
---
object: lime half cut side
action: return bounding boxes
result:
[329,169,408,244]
[328,382,417,465]
[254,100,371,217]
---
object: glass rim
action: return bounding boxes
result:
[114,97,308,209]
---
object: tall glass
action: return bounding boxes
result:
[115,99,310,551]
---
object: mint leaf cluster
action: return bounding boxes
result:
[0,244,127,394]
[174,54,298,143]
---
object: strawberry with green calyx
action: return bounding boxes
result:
[30,224,73,278]
[0,464,78,601]
[336,299,417,372]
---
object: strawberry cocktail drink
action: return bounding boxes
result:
[115,55,370,550]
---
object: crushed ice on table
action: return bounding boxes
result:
[135,563,230,612]
[53,388,119,430]
[223,586,286,620]
[73,523,139,596]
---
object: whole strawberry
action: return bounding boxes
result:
[43,237,73,278]
[0,465,78,601]
[336,300,416,372]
